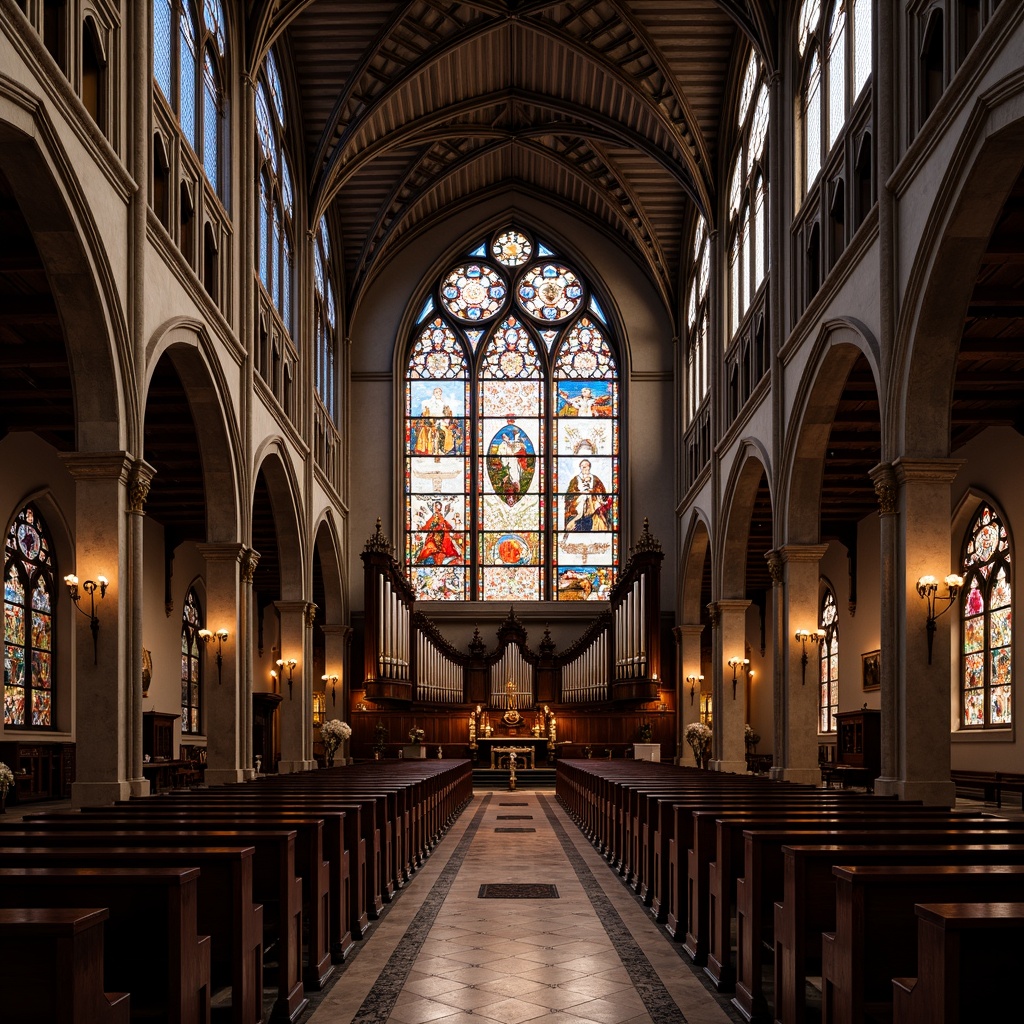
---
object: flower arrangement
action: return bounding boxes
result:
[637,721,653,743]
[684,722,712,766]
[373,720,387,758]
[320,719,351,766]
[408,727,425,744]
[0,761,13,806]
[744,723,760,750]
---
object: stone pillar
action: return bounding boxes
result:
[771,544,829,783]
[276,600,315,773]
[199,543,246,785]
[62,452,134,806]
[869,463,899,794]
[709,599,751,774]
[676,624,704,765]
[239,549,259,778]
[322,623,351,762]
[881,458,963,805]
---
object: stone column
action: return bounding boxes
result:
[239,549,259,778]
[276,600,315,773]
[62,452,134,806]
[884,458,963,806]
[321,623,351,762]
[126,461,156,797]
[709,599,751,774]
[199,543,246,785]
[869,463,899,794]
[772,544,829,783]
[676,624,704,765]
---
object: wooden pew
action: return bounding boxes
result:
[732,827,1024,1023]
[27,812,333,990]
[0,866,211,1024]
[821,866,1024,1024]
[0,848,261,1024]
[0,907,130,1024]
[892,902,1024,1024]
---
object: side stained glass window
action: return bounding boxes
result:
[181,588,202,734]
[314,216,337,419]
[404,226,621,601]
[4,505,56,728]
[819,587,839,733]
[961,503,1012,728]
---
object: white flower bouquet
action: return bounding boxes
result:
[320,719,352,753]
[683,722,712,765]
[408,727,425,743]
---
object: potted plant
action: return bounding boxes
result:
[373,720,387,760]
[320,719,352,767]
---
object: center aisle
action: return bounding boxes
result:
[308,791,737,1024]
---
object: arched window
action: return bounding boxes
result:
[255,48,295,335]
[798,0,873,195]
[405,226,620,602]
[4,505,56,728]
[819,586,839,732]
[153,0,227,201]
[685,216,710,425]
[313,216,337,420]
[727,51,770,340]
[960,503,1012,728]
[181,588,203,734]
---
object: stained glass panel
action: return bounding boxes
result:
[180,589,202,734]
[203,0,225,53]
[203,56,219,194]
[440,264,507,322]
[517,264,584,322]
[155,0,172,99]
[991,685,1012,725]
[963,687,984,726]
[492,230,532,267]
[179,9,198,150]
[963,613,984,653]
[556,566,613,601]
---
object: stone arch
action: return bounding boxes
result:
[0,96,129,453]
[679,509,713,624]
[252,444,305,602]
[312,511,347,624]
[783,317,882,544]
[145,320,242,543]
[896,83,1024,457]
[719,441,773,600]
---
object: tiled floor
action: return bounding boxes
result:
[307,791,738,1024]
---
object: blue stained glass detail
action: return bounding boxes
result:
[179,14,197,150]
[537,243,555,256]
[203,66,219,194]
[203,0,225,54]
[154,0,172,98]
[271,205,281,305]
[264,48,285,124]
[470,243,488,257]
[417,296,435,323]
[318,216,330,259]
[325,281,335,329]
[258,177,269,283]
[282,233,292,334]
[281,153,294,216]
[255,85,274,157]
[314,244,325,294]
[589,295,607,323]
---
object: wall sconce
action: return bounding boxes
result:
[794,628,826,685]
[199,628,229,684]
[277,657,297,699]
[727,656,749,700]
[686,674,704,706]
[322,673,339,706]
[916,574,964,664]
[64,574,108,665]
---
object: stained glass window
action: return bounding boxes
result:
[181,588,202,734]
[727,49,770,340]
[960,503,1012,728]
[404,226,620,601]
[314,216,337,419]
[152,0,227,202]
[4,505,56,729]
[255,46,294,335]
[819,587,839,733]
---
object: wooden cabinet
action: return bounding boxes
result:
[834,708,881,789]
[142,711,178,761]
[0,741,76,803]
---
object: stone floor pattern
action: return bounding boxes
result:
[306,791,738,1024]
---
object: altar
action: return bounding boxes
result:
[477,735,549,768]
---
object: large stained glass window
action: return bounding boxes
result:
[4,505,56,728]
[961,503,1012,728]
[405,226,620,601]
[181,587,203,734]
[819,586,839,733]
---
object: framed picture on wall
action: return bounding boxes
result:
[862,649,881,691]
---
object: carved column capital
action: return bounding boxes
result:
[869,462,898,516]
[304,602,318,629]
[241,548,260,585]
[765,549,784,585]
[127,460,157,515]
[706,602,720,629]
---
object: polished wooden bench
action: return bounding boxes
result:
[0,866,210,1024]
[950,769,1024,808]
[0,845,260,1024]
[821,866,1024,1024]
[892,902,1024,1024]
[0,907,130,1024]
[732,827,1024,1023]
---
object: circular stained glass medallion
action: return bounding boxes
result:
[440,264,507,322]
[517,263,584,322]
[492,230,532,267]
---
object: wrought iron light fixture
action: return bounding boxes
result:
[916,574,964,664]
[686,674,704,706]
[277,657,297,699]
[199,627,229,684]
[322,673,339,706]
[794,628,826,685]
[727,656,749,700]
[64,573,108,664]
